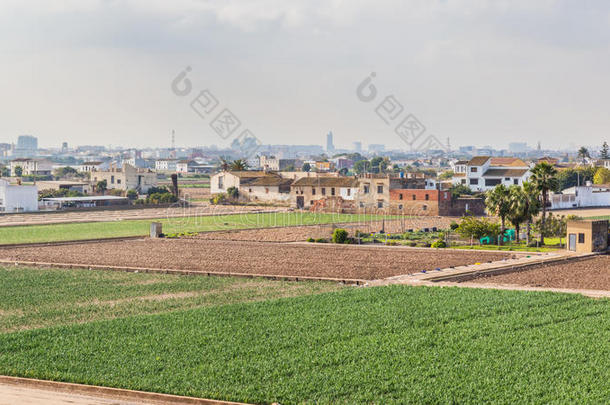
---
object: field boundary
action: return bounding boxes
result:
[0,260,367,285]
[0,375,248,405]
[423,251,604,282]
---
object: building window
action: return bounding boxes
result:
[578,233,585,243]
[249,188,252,193]
[425,194,429,200]
[312,187,316,195]
[218,176,224,189]
[377,185,383,193]
[461,179,466,185]
[377,200,383,208]
[485,179,501,187]
[505,177,510,181]
[117,179,121,184]
[347,189,351,196]
[363,184,370,194]
[470,178,478,185]
[399,193,403,200]
[412,194,416,200]
[514,179,519,185]
[331,187,335,196]
[310,200,314,205]
[359,202,364,207]
[470,167,477,172]
[398,204,403,210]
[110,175,115,184]
[321,188,326,195]
[422,205,427,211]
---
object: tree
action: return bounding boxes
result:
[593,167,610,185]
[353,160,369,174]
[126,189,138,200]
[369,157,387,173]
[302,163,311,172]
[485,184,511,245]
[577,146,590,164]
[96,180,107,194]
[438,170,454,180]
[456,216,501,243]
[218,157,231,171]
[14,166,23,177]
[53,166,79,179]
[448,184,472,199]
[506,186,527,243]
[529,162,559,245]
[601,142,609,159]
[226,186,239,199]
[521,182,542,245]
[230,159,248,171]
[0,166,9,177]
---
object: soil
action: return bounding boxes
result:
[196,218,459,243]
[0,239,512,281]
[467,255,610,291]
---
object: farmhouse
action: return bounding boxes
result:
[91,164,157,193]
[0,179,38,212]
[550,184,610,210]
[10,158,53,176]
[291,177,359,209]
[36,180,92,194]
[460,156,530,192]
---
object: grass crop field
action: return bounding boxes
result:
[0,212,397,244]
[0,267,608,404]
[0,266,341,333]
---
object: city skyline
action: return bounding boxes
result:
[2,1,610,150]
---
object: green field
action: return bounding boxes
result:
[0,267,608,404]
[0,212,394,244]
[0,266,341,333]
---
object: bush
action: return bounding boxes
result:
[418,242,431,248]
[332,228,348,244]
[306,237,315,242]
[408,242,417,247]
[385,240,397,246]
[210,193,229,205]
[449,221,459,231]
[315,238,328,243]
[227,186,239,199]
[431,240,446,248]
[126,189,138,200]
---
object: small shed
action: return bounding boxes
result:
[566,220,608,253]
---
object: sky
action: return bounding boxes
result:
[1,0,609,151]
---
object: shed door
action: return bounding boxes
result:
[296,196,304,209]
[568,233,577,251]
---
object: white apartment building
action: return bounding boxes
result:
[0,179,38,212]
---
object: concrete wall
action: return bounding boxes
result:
[0,181,38,212]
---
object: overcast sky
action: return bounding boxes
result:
[1,0,609,151]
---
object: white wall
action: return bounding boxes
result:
[0,181,38,212]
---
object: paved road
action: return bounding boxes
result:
[0,383,144,405]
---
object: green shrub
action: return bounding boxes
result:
[315,238,328,243]
[431,240,446,248]
[385,240,397,246]
[450,221,459,230]
[408,242,417,247]
[307,237,315,242]
[332,228,348,244]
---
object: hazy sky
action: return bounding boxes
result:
[1,0,609,151]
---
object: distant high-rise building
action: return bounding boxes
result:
[326,131,335,153]
[369,144,385,154]
[508,142,528,154]
[353,141,362,153]
[15,135,38,157]
[61,142,68,152]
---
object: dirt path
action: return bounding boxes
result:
[0,383,144,405]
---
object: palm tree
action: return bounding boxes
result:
[218,157,231,171]
[577,146,590,165]
[522,181,541,245]
[485,184,511,245]
[529,162,559,245]
[230,159,248,171]
[507,186,526,243]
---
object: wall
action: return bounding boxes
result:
[0,182,38,212]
